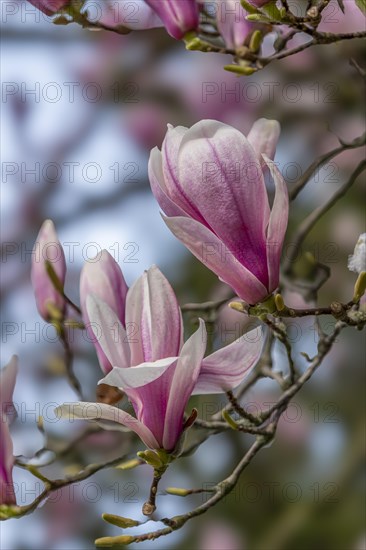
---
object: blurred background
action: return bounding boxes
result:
[1,1,365,549]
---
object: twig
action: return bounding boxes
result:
[285,160,366,271]
[6,453,129,519]
[59,326,83,399]
[290,134,366,201]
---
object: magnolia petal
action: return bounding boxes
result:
[0,416,16,505]
[80,250,128,326]
[27,0,69,16]
[125,266,183,365]
[247,119,280,163]
[163,319,207,451]
[161,125,207,223]
[193,327,264,394]
[145,0,199,39]
[96,0,162,31]
[263,155,289,293]
[99,357,178,390]
[56,402,159,449]
[216,0,253,50]
[0,357,18,505]
[163,215,268,305]
[80,251,128,373]
[149,147,188,218]
[86,295,130,369]
[0,356,18,414]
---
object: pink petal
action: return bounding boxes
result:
[193,327,264,394]
[163,215,268,305]
[145,0,199,39]
[80,250,128,373]
[0,356,18,414]
[149,147,188,218]
[27,0,69,15]
[86,295,130,369]
[162,125,207,224]
[216,0,253,50]
[0,416,16,505]
[125,266,183,365]
[263,155,289,292]
[99,357,178,390]
[0,357,18,505]
[163,319,207,451]
[96,0,163,31]
[80,250,128,326]
[55,402,159,450]
[247,119,281,163]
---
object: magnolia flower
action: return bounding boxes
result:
[31,220,66,321]
[216,0,253,50]
[149,118,288,305]
[80,250,128,374]
[57,266,263,453]
[145,0,200,39]
[27,0,70,15]
[1,356,18,506]
[348,233,366,274]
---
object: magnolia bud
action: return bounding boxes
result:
[348,233,366,274]
[102,513,139,528]
[31,220,66,322]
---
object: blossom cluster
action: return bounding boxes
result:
[1,117,288,503]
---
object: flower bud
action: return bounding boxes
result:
[348,233,366,274]
[102,513,139,528]
[95,535,135,547]
[31,220,66,321]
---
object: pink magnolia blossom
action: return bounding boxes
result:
[80,250,128,374]
[145,0,200,39]
[57,266,263,453]
[148,118,288,305]
[31,220,66,321]
[216,0,253,49]
[1,356,18,505]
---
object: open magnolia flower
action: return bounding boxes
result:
[149,118,289,306]
[57,266,263,454]
[1,356,18,506]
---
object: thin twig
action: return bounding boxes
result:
[285,160,366,271]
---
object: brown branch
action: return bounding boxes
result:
[285,160,366,271]
[4,453,130,520]
[290,134,366,201]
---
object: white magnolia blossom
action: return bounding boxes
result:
[348,233,366,274]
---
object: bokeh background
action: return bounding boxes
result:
[1,1,365,549]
